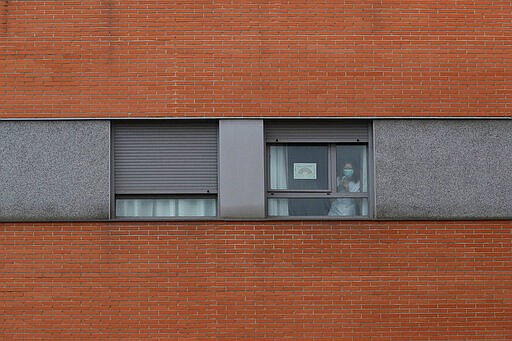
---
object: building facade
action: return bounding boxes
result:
[1,1,511,339]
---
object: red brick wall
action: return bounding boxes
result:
[1,2,511,339]
[1,1,511,119]
[1,221,511,340]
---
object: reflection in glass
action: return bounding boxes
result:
[267,143,369,218]
[268,198,368,217]
[269,145,329,190]
[328,197,357,216]
[116,198,216,217]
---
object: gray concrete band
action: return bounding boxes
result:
[374,120,512,219]
[0,120,110,221]
[2,119,510,221]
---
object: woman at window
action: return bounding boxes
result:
[328,162,360,216]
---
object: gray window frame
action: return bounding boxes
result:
[111,120,219,220]
[110,119,373,220]
[267,143,369,197]
[265,120,373,219]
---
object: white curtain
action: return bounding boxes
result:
[268,146,289,216]
[154,199,176,216]
[360,147,368,216]
[361,147,368,192]
[178,199,216,217]
[116,199,216,217]
[361,198,368,217]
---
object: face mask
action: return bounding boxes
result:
[343,168,354,177]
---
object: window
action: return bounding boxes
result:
[116,197,217,218]
[113,121,218,218]
[112,119,370,219]
[266,120,370,218]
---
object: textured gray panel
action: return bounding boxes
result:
[0,121,110,221]
[266,120,369,142]
[374,120,512,219]
[114,121,217,194]
[219,120,265,218]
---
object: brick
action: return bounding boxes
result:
[0,220,511,339]
[0,1,511,118]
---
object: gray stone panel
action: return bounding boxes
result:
[374,120,512,219]
[0,120,110,221]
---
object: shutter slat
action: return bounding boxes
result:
[265,120,369,142]
[114,121,218,194]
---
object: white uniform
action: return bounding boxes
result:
[328,177,360,216]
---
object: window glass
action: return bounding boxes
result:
[336,145,368,193]
[269,145,329,191]
[116,198,216,217]
[268,198,368,217]
[267,143,369,218]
